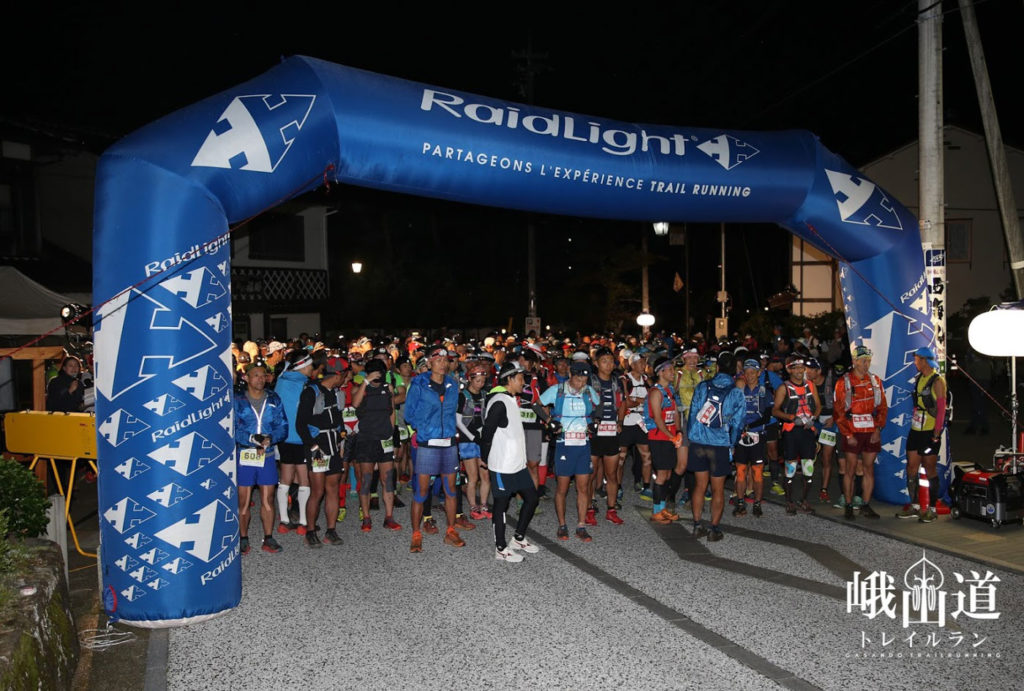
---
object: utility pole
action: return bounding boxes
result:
[512,36,548,333]
[715,223,728,340]
[959,0,1024,299]
[641,230,650,338]
[919,0,946,370]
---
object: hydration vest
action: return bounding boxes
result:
[842,372,882,414]
[643,383,677,440]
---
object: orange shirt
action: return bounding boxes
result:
[833,371,888,437]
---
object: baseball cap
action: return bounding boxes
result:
[498,361,525,381]
[805,358,822,370]
[786,355,806,369]
[628,352,643,364]
[853,345,873,360]
[364,358,387,376]
[266,341,286,355]
[323,357,349,375]
[743,358,760,371]
[570,361,592,377]
[913,346,938,368]
[571,351,589,362]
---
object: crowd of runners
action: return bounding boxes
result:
[230,326,947,561]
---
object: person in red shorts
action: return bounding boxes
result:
[832,345,888,520]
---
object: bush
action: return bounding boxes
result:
[0,459,51,538]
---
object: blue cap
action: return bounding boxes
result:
[743,359,760,370]
[914,346,938,368]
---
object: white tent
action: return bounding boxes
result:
[0,265,81,336]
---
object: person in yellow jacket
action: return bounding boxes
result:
[896,347,947,524]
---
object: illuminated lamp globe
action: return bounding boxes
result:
[968,308,1024,357]
[652,222,669,236]
[351,262,363,274]
[636,311,656,328]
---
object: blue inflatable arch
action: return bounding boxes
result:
[93,56,936,626]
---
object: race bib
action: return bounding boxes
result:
[911,409,926,431]
[597,421,617,437]
[744,431,759,445]
[380,438,395,453]
[311,454,329,473]
[664,410,676,425]
[852,413,874,430]
[520,408,537,423]
[427,438,452,447]
[239,448,264,467]
[398,425,411,442]
[564,430,588,446]
[696,400,719,426]
[342,407,359,423]
[818,429,837,447]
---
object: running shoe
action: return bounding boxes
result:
[679,489,691,505]
[852,496,864,508]
[422,518,439,535]
[597,487,608,499]
[616,487,624,502]
[919,508,938,523]
[455,515,476,530]
[358,507,365,521]
[728,494,738,506]
[296,524,308,537]
[261,536,283,553]
[338,507,347,522]
[819,489,830,503]
[276,521,293,534]
[585,507,598,527]
[704,487,712,500]
[732,504,747,517]
[557,525,570,541]
[240,537,250,555]
[479,506,493,519]
[693,521,709,540]
[639,487,653,502]
[786,503,798,515]
[662,506,680,521]
[496,547,524,563]
[383,516,402,531]
[575,527,593,542]
[752,502,763,518]
[305,531,322,548]
[393,495,406,508]
[860,504,880,519]
[798,501,816,515]
[399,473,411,483]
[650,510,672,525]
[844,504,855,520]
[322,529,343,546]
[707,525,724,542]
[469,506,488,520]
[361,518,372,532]
[633,482,643,492]
[833,496,847,509]
[410,531,422,553]
[896,504,920,519]
[444,528,465,548]
[770,482,786,496]
[605,508,624,525]
[511,537,540,553]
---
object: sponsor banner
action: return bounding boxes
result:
[93,57,931,623]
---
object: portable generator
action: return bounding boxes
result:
[950,448,1024,528]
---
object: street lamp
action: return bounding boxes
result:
[637,310,655,339]
[351,261,363,274]
[652,222,669,236]
[969,305,1024,450]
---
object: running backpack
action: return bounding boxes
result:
[642,384,672,431]
[842,372,882,415]
[913,372,953,426]
[694,382,733,429]
[553,382,594,422]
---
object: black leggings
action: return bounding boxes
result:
[491,483,539,551]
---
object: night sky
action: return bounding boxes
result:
[5,1,1022,335]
